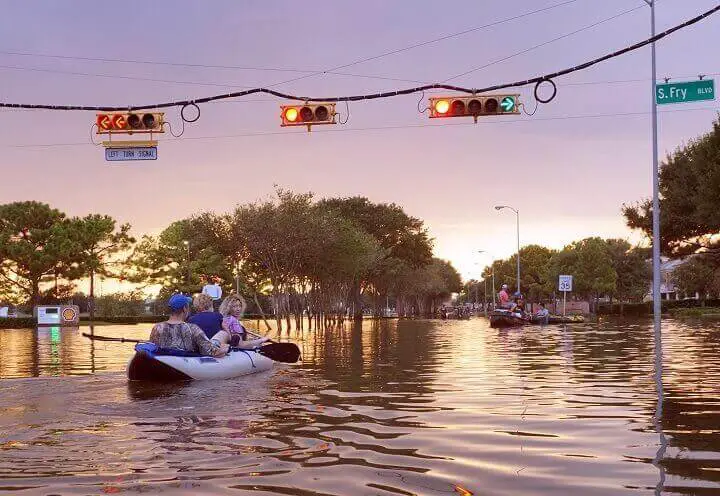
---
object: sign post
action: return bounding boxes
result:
[558,275,573,317]
[656,79,714,105]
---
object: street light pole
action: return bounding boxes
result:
[495,205,521,293]
[483,278,488,316]
[643,0,661,329]
[478,250,497,311]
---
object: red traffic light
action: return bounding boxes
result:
[96,112,164,134]
[280,103,336,129]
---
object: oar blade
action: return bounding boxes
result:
[257,342,301,363]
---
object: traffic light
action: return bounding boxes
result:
[96,112,165,134]
[429,95,520,121]
[280,103,336,129]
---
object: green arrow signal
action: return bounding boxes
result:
[500,96,516,112]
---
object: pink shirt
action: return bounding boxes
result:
[498,290,510,305]
[223,315,246,336]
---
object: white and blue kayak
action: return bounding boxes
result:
[128,342,274,381]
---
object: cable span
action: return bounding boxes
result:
[0,4,718,112]
[5,106,718,149]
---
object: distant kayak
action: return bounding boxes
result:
[128,342,274,382]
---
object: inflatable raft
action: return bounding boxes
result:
[128,342,274,381]
[489,309,529,328]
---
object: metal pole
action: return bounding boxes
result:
[492,266,496,308]
[647,4,666,487]
[650,1,661,327]
[484,278,488,317]
[516,210,521,294]
[563,291,567,317]
[642,0,661,328]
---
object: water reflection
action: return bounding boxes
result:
[1,319,719,494]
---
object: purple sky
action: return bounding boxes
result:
[2,0,719,282]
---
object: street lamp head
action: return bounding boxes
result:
[494,205,505,210]
[182,240,189,246]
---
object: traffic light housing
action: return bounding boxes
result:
[96,112,165,134]
[429,95,520,121]
[280,103,336,130]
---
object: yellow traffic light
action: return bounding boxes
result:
[429,95,520,121]
[280,103,336,130]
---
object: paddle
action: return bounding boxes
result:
[243,329,301,363]
[81,333,300,363]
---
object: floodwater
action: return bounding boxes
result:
[1,318,719,495]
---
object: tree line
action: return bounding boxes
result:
[0,191,462,326]
[462,238,650,312]
[623,116,720,301]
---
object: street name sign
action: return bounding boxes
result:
[656,79,714,105]
[105,147,157,162]
[558,275,573,292]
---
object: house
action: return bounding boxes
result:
[644,256,698,301]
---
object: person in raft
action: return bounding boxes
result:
[149,294,229,357]
[202,276,223,311]
[535,302,550,323]
[214,294,270,349]
[188,293,224,339]
[497,284,516,311]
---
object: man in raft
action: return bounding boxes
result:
[150,294,229,357]
[497,284,518,311]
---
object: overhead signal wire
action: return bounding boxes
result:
[0,4,717,112]
[5,105,719,149]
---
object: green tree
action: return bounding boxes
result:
[605,239,651,307]
[319,196,434,318]
[0,201,77,306]
[95,291,147,318]
[671,256,719,302]
[130,218,231,295]
[623,117,720,256]
[66,214,135,319]
[481,245,555,302]
[549,237,617,311]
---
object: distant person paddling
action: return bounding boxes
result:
[202,276,223,311]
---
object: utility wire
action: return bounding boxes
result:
[443,2,646,82]
[0,64,255,89]
[0,0,586,91]
[5,106,718,149]
[0,0,584,77]
[0,2,637,92]
[0,3,718,112]
[265,0,585,88]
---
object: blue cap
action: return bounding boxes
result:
[168,294,192,311]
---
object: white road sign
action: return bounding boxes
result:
[559,275,573,292]
[105,147,157,161]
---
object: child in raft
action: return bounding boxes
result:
[213,294,270,349]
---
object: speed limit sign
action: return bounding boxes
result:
[559,275,573,292]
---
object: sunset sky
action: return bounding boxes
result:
[2,0,719,286]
